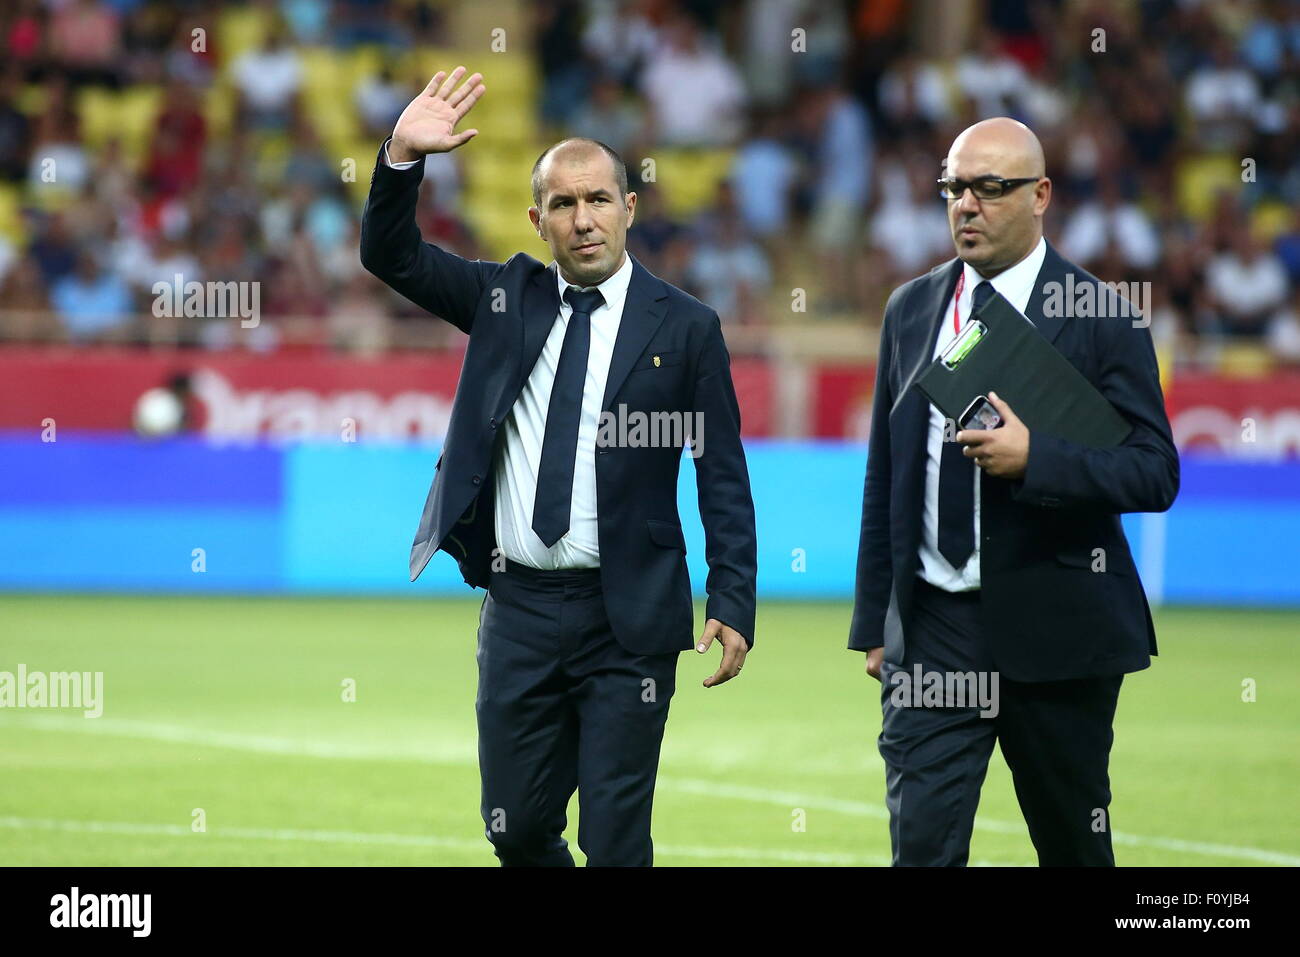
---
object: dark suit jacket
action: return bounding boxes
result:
[848,241,1179,681]
[360,142,757,656]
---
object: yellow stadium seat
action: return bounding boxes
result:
[203,82,238,139]
[117,85,163,146]
[74,87,118,150]
[643,148,736,218]
[399,47,463,85]
[1218,342,1275,378]
[298,46,343,94]
[345,45,387,91]
[469,206,542,262]
[1175,153,1242,221]
[1250,200,1293,243]
[216,5,273,70]
[0,183,25,245]
[16,83,48,117]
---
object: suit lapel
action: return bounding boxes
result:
[892,259,961,419]
[1024,241,1070,345]
[601,254,669,410]
[521,262,561,386]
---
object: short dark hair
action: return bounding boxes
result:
[531,138,628,207]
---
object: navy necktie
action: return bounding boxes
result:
[532,285,605,547]
[937,278,992,569]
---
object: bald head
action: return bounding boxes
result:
[947,117,1045,179]
[943,117,1052,276]
[531,138,627,207]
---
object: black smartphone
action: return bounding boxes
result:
[958,394,1002,431]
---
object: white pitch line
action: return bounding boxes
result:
[0,816,899,866]
[3,714,1296,866]
[0,713,474,764]
[658,778,1300,866]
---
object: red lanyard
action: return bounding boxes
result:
[951,270,965,334]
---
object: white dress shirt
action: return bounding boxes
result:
[919,236,1047,591]
[492,254,633,569]
[384,141,632,568]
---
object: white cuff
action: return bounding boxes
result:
[384,140,422,170]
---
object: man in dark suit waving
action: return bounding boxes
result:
[360,68,757,866]
[850,118,1179,866]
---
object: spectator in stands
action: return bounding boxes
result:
[50,0,124,88]
[955,28,1030,119]
[27,93,91,196]
[29,213,79,288]
[534,0,589,130]
[581,0,659,92]
[332,0,407,49]
[414,179,481,260]
[804,79,872,312]
[329,269,391,355]
[231,22,302,131]
[0,65,31,182]
[1185,36,1261,150]
[280,0,331,46]
[163,14,216,87]
[868,153,950,278]
[730,107,798,243]
[145,81,206,200]
[1206,227,1290,338]
[569,72,645,159]
[640,12,747,146]
[624,179,686,288]
[51,249,133,341]
[1059,178,1161,272]
[3,1,44,82]
[281,116,336,192]
[877,52,952,138]
[356,67,411,139]
[687,184,770,327]
[0,253,57,340]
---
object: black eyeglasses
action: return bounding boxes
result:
[938,176,1041,200]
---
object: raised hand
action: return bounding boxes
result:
[390,67,486,162]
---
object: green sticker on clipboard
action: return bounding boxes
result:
[941,320,988,370]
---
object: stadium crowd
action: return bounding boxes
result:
[1,0,1298,368]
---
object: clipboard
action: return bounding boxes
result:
[915,288,1132,447]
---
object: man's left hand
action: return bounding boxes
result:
[697,619,748,688]
[957,391,1029,479]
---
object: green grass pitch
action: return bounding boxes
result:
[1,595,1296,866]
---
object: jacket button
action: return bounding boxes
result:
[489,417,496,429]
[472,475,481,486]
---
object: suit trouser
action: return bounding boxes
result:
[878,577,1124,866]
[475,559,678,866]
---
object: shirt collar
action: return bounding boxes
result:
[554,251,633,309]
[961,235,1047,305]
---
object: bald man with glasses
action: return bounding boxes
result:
[849,118,1179,866]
